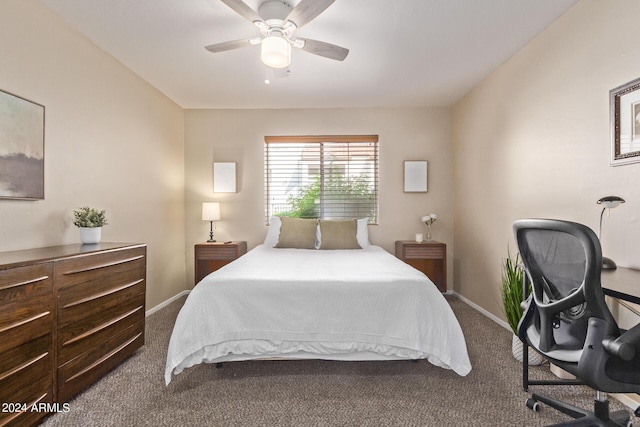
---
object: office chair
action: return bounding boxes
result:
[514,219,640,426]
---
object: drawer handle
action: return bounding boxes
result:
[0,351,48,382]
[62,279,144,309]
[0,275,50,291]
[63,332,142,384]
[62,306,142,347]
[63,255,144,275]
[0,311,50,334]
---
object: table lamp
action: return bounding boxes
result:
[597,196,625,270]
[202,202,221,242]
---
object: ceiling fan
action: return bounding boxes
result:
[205,0,349,69]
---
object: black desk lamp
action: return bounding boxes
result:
[202,202,221,242]
[597,196,625,270]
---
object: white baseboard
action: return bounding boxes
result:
[611,393,640,411]
[146,290,190,316]
[451,291,512,332]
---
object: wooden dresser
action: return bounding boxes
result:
[0,243,146,426]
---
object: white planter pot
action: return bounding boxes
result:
[512,334,546,366]
[79,227,102,244]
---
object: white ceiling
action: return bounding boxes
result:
[39,0,577,109]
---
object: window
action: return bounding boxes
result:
[265,135,379,224]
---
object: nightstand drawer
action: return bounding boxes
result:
[403,245,445,259]
[196,245,241,260]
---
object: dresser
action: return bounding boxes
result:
[395,240,447,292]
[194,241,247,285]
[0,243,146,426]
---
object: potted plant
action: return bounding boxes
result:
[501,251,545,365]
[73,206,108,244]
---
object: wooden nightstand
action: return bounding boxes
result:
[195,241,247,285]
[395,240,447,292]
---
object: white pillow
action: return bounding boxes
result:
[264,216,282,247]
[356,218,370,247]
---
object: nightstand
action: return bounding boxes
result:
[194,241,247,285]
[395,240,447,292]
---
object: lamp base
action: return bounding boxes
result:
[602,256,617,270]
[207,222,216,243]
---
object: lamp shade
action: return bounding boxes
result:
[261,36,291,69]
[202,202,221,221]
[597,196,625,209]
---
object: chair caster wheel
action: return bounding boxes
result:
[526,398,540,412]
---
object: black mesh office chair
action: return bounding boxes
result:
[514,219,640,426]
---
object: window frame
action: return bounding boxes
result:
[264,135,379,225]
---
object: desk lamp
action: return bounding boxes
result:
[202,202,221,242]
[597,196,625,270]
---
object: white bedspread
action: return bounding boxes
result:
[165,245,471,384]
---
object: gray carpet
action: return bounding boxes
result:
[41,295,638,426]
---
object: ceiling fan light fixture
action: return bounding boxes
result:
[261,36,290,68]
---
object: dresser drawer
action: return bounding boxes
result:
[57,294,145,364]
[0,293,53,354]
[0,263,52,303]
[403,245,445,259]
[0,334,53,407]
[57,316,144,402]
[55,247,146,291]
[57,273,145,329]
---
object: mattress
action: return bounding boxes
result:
[165,244,471,385]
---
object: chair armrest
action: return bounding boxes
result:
[602,323,640,361]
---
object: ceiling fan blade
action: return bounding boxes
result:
[205,39,252,53]
[285,0,335,29]
[220,0,262,23]
[297,38,349,61]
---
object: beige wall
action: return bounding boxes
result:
[452,0,640,319]
[0,0,186,309]
[184,107,453,287]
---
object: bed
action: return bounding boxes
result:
[165,218,471,385]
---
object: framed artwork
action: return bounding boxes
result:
[213,162,237,192]
[404,160,428,192]
[610,77,640,166]
[0,89,45,199]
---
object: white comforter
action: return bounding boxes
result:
[165,245,471,384]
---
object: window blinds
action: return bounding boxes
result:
[264,135,379,224]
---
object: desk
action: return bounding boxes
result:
[602,266,640,306]
[522,266,640,390]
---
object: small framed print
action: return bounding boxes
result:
[404,160,428,193]
[213,162,237,192]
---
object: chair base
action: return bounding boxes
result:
[527,393,631,426]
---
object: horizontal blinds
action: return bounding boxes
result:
[265,136,379,224]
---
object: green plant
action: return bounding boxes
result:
[501,251,528,335]
[286,169,375,219]
[73,206,108,228]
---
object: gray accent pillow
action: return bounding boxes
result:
[275,217,318,249]
[318,219,361,250]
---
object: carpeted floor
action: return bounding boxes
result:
[41,295,638,426]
